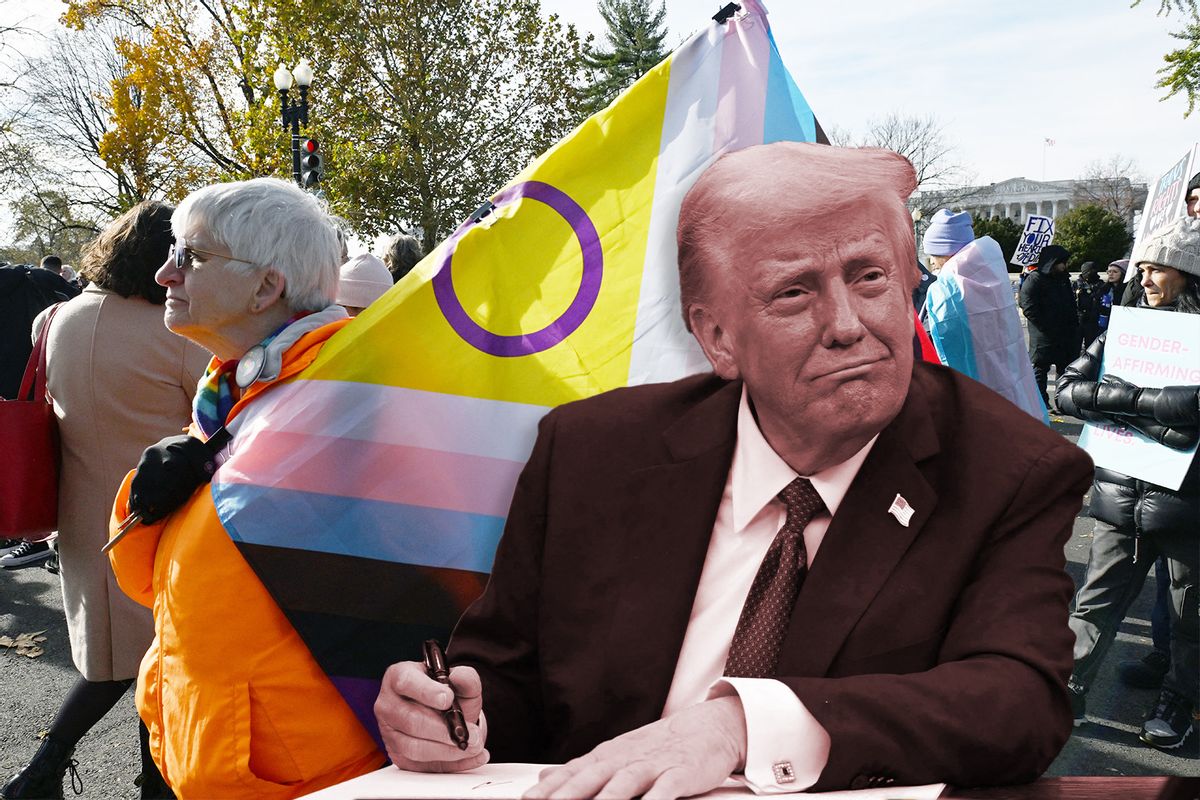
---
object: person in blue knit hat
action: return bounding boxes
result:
[921,209,975,272]
[920,209,1045,419]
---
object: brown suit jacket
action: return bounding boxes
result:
[449,361,1093,790]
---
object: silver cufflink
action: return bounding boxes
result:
[772,761,796,784]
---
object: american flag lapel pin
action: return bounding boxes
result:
[888,493,914,527]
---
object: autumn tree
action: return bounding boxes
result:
[7,23,203,220]
[64,0,587,251]
[0,1,31,94]
[580,0,668,115]
[0,19,111,260]
[63,0,292,184]
[275,0,589,251]
[1053,204,1134,270]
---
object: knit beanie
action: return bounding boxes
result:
[335,253,393,309]
[1188,171,1200,196]
[921,209,975,257]
[1133,216,1200,278]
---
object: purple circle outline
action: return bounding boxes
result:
[432,181,603,357]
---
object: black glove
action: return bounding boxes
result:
[1135,385,1200,427]
[1121,416,1200,451]
[1094,374,1143,415]
[129,434,219,524]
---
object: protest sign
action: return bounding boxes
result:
[1010,214,1054,267]
[1078,306,1200,490]
[1128,144,1199,282]
[1137,145,1198,244]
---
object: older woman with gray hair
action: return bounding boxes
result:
[105,178,384,798]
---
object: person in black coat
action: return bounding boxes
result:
[1019,244,1079,411]
[0,264,78,399]
[1075,261,1107,347]
[1055,216,1200,751]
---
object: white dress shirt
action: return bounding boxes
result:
[660,387,877,793]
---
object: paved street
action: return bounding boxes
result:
[2,562,143,797]
[1043,415,1199,779]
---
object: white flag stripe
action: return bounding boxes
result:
[225,379,549,465]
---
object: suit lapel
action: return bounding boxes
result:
[599,380,741,736]
[777,371,942,678]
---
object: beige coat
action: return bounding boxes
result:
[44,286,208,681]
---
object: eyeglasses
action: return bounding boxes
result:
[171,243,256,271]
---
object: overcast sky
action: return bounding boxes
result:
[543,0,1198,188]
[2,0,1195,191]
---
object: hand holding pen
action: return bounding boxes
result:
[375,646,488,773]
[423,640,469,749]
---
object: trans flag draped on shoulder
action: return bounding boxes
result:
[923,236,1048,421]
[210,0,825,746]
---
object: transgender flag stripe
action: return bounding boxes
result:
[764,28,816,144]
[213,484,505,574]
[212,378,544,573]
[218,430,524,518]
[224,378,549,463]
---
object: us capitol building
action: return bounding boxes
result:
[912,176,1147,230]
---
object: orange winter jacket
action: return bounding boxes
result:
[108,318,384,799]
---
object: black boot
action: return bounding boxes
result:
[133,770,174,800]
[0,735,82,799]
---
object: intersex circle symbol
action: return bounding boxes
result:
[432,180,604,357]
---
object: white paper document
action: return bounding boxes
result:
[300,763,945,799]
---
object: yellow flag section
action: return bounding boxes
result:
[309,75,666,406]
[307,0,818,406]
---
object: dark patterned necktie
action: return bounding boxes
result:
[724,477,825,678]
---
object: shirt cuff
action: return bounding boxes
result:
[708,678,830,794]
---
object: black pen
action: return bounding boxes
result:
[422,639,469,750]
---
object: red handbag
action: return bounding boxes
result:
[0,303,63,540]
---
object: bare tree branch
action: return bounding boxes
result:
[1072,154,1148,222]
[860,112,967,190]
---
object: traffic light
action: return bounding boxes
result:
[300,138,323,188]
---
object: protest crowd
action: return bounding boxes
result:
[1,5,1199,800]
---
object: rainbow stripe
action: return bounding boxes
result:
[211,0,822,744]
